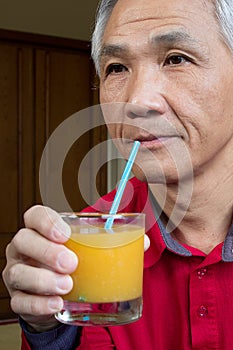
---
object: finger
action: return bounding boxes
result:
[9,229,78,274]
[6,264,73,296]
[144,234,150,251]
[11,291,63,316]
[24,205,71,243]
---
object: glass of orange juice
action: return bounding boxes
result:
[55,212,145,326]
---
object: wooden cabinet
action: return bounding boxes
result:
[0,30,107,320]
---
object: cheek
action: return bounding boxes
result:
[169,69,233,134]
[189,66,233,125]
[106,124,116,139]
[104,123,124,146]
[100,86,116,104]
[100,79,127,103]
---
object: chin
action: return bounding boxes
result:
[132,163,182,185]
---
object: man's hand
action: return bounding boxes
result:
[2,205,78,332]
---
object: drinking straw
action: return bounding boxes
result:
[104,140,140,230]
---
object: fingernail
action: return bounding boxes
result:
[48,297,63,312]
[57,250,78,271]
[56,275,73,293]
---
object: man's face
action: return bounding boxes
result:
[99,0,233,183]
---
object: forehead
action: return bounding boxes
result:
[102,0,218,43]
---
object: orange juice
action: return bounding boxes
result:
[64,225,144,303]
[55,213,145,326]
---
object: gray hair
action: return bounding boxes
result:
[215,0,233,52]
[91,0,118,75]
[91,0,233,75]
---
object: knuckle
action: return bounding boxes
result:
[23,205,63,242]
[10,294,20,314]
[34,270,51,294]
[10,290,26,314]
[11,229,27,248]
[25,205,58,235]
[2,245,16,292]
[5,243,11,258]
[2,265,8,288]
[40,220,54,237]
[7,264,19,289]
[10,229,31,256]
[29,297,45,316]
[23,205,42,224]
[41,208,61,234]
[40,241,57,263]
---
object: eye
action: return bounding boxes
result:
[164,54,191,66]
[106,63,128,76]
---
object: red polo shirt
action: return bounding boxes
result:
[22,177,233,350]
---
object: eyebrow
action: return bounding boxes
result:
[100,44,129,60]
[150,31,201,47]
[99,30,202,63]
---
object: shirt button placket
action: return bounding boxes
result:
[196,269,208,319]
[189,266,219,349]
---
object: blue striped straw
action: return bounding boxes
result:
[104,141,140,230]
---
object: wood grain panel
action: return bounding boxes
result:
[0,30,107,320]
[35,49,106,212]
[0,43,19,232]
[49,50,93,211]
[19,48,35,218]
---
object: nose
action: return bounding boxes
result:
[125,68,168,118]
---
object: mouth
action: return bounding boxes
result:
[134,134,178,149]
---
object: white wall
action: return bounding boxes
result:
[0,0,100,41]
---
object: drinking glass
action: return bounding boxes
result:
[55,212,145,326]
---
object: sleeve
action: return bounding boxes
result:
[20,318,81,350]
[21,324,116,350]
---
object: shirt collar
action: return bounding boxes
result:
[222,223,233,261]
[145,188,233,265]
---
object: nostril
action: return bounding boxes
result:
[126,104,162,119]
[125,103,151,118]
[128,111,140,119]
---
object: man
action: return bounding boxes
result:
[3,0,233,348]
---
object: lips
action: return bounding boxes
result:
[136,134,157,142]
[136,132,176,142]
[130,132,179,150]
[139,137,171,148]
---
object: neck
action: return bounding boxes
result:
[149,160,233,254]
